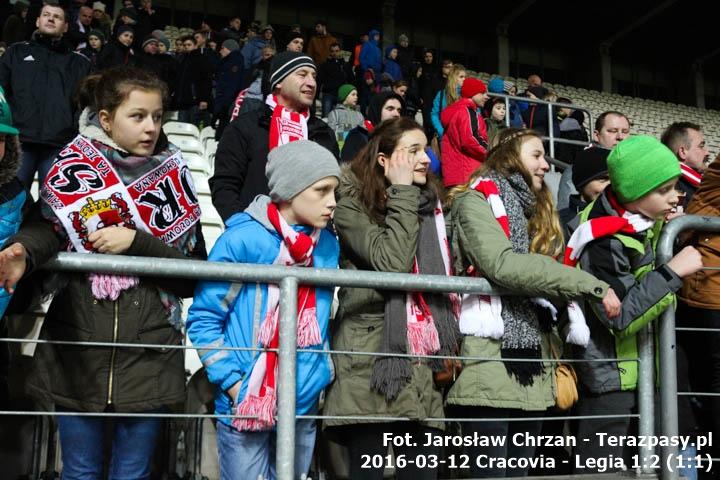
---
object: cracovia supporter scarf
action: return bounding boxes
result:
[371,195,461,402]
[562,190,655,345]
[680,163,702,188]
[233,202,321,431]
[41,135,201,309]
[266,94,309,150]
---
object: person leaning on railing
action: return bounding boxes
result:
[0,67,207,478]
[444,128,621,479]
[323,117,461,480]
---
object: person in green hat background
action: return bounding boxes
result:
[565,135,704,473]
[326,84,364,148]
[0,85,30,319]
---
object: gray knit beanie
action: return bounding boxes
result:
[266,140,340,201]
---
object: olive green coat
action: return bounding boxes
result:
[445,189,608,410]
[322,173,445,430]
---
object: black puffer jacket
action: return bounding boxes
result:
[210,104,339,222]
[0,34,91,147]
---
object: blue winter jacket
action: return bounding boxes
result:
[214,49,245,114]
[0,182,25,319]
[383,45,402,82]
[186,196,339,427]
[241,37,268,70]
[359,30,382,74]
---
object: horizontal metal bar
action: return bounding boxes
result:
[0,410,638,423]
[677,392,720,397]
[675,328,720,332]
[46,253,502,295]
[300,414,639,423]
[0,339,634,364]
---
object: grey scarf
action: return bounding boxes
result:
[488,171,547,386]
[370,188,461,402]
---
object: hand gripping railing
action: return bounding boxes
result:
[1,252,656,479]
[656,215,720,480]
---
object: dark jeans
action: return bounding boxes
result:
[18,142,62,190]
[56,409,163,479]
[344,422,442,480]
[572,390,636,473]
[321,92,337,118]
[451,405,544,478]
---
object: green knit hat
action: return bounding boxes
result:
[338,84,357,103]
[607,135,680,202]
[0,86,19,135]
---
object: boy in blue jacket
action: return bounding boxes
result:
[187,140,340,480]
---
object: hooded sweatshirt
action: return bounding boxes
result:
[359,29,382,74]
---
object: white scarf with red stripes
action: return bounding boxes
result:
[233,202,321,431]
[405,201,460,356]
[680,163,702,188]
[459,177,588,344]
[561,191,656,345]
[266,94,309,151]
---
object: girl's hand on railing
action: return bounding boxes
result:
[88,226,137,254]
[0,242,27,294]
[602,287,622,318]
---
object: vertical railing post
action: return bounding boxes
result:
[637,325,656,473]
[276,277,298,480]
[658,221,682,480]
[547,101,555,159]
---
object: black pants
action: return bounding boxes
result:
[450,405,544,478]
[572,390,636,473]
[344,422,442,480]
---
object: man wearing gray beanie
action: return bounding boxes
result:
[210,50,339,223]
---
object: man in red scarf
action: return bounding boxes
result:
[210,51,339,222]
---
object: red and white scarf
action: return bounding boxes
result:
[561,191,656,345]
[405,202,460,356]
[680,163,702,188]
[363,119,375,133]
[233,202,321,431]
[266,94,309,151]
[459,178,566,341]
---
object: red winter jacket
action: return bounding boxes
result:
[440,98,488,187]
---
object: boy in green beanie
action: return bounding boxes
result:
[565,135,703,472]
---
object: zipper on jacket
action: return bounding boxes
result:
[107,300,119,405]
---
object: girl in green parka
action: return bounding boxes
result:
[323,117,461,480]
[445,128,621,478]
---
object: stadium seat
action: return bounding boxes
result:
[164,121,200,138]
[169,136,204,155]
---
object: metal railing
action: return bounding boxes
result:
[657,215,720,480]
[488,92,595,160]
[1,251,660,479]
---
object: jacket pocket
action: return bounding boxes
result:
[137,323,183,354]
[344,314,385,371]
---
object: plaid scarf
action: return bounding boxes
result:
[233,201,321,431]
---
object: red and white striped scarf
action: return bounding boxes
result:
[459,177,572,342]
[561,191,656,345]
[680,163,702,188]
[233,202,321,431]
[266,94,309,151]
[405,201,460,356]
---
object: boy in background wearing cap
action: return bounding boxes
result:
[210,51,338,222]
[439,77,490,187]
[565,136,703,472]
[0,87,28,319]
[559,147,611,232]
[188,140,340,479]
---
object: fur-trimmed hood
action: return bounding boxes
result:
[0,135,21,186]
